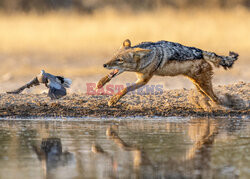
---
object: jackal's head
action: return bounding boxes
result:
[103,39,151,77]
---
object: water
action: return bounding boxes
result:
[0,117,249,179]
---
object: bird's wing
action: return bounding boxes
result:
[6,77,40,94]
[47,79,66,99]
[48,86,66,99]
[48,78,62,89]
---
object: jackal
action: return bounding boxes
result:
[102,39,238,106]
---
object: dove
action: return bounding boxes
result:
[7,70,72,99]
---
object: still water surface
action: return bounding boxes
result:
[0,117,249,179]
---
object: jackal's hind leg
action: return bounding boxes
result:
[191,76,220,104]
[198,83,219,104]
[194,84,207,98]
[187,61,220,104]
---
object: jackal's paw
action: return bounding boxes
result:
[108,95,120,106]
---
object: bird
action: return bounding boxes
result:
[6,70,72,99]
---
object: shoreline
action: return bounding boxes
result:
[0,82,249,118]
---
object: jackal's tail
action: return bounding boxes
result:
[202,51,239,69]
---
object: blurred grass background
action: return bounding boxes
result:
[0,0,249,93]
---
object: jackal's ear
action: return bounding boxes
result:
[122,39,131,49]
[133,48,151,58]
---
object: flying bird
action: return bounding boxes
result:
[7,70,72,99]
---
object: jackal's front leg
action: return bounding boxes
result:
[108,74,152,106]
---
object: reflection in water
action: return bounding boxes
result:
[185,119,219,178]
[92,126,154,178]
[33,138,73,178]
[106,126,153,174]
[0,118,249,178]
[93,120,219,178]
[91,144,116,178]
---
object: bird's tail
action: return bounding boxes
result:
[63,78,72,88]
[202,51,239,69]
[55,76,72,88]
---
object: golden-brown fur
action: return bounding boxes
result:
[103,39,238,106]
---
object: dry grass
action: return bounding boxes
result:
[0,7,249,57]
[0,8,249,93]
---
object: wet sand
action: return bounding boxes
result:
[0,82,249,118]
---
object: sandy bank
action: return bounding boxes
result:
[0,82,249,118]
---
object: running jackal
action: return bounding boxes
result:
[102,39,238,106]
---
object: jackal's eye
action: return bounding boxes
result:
[116,58,124,64]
